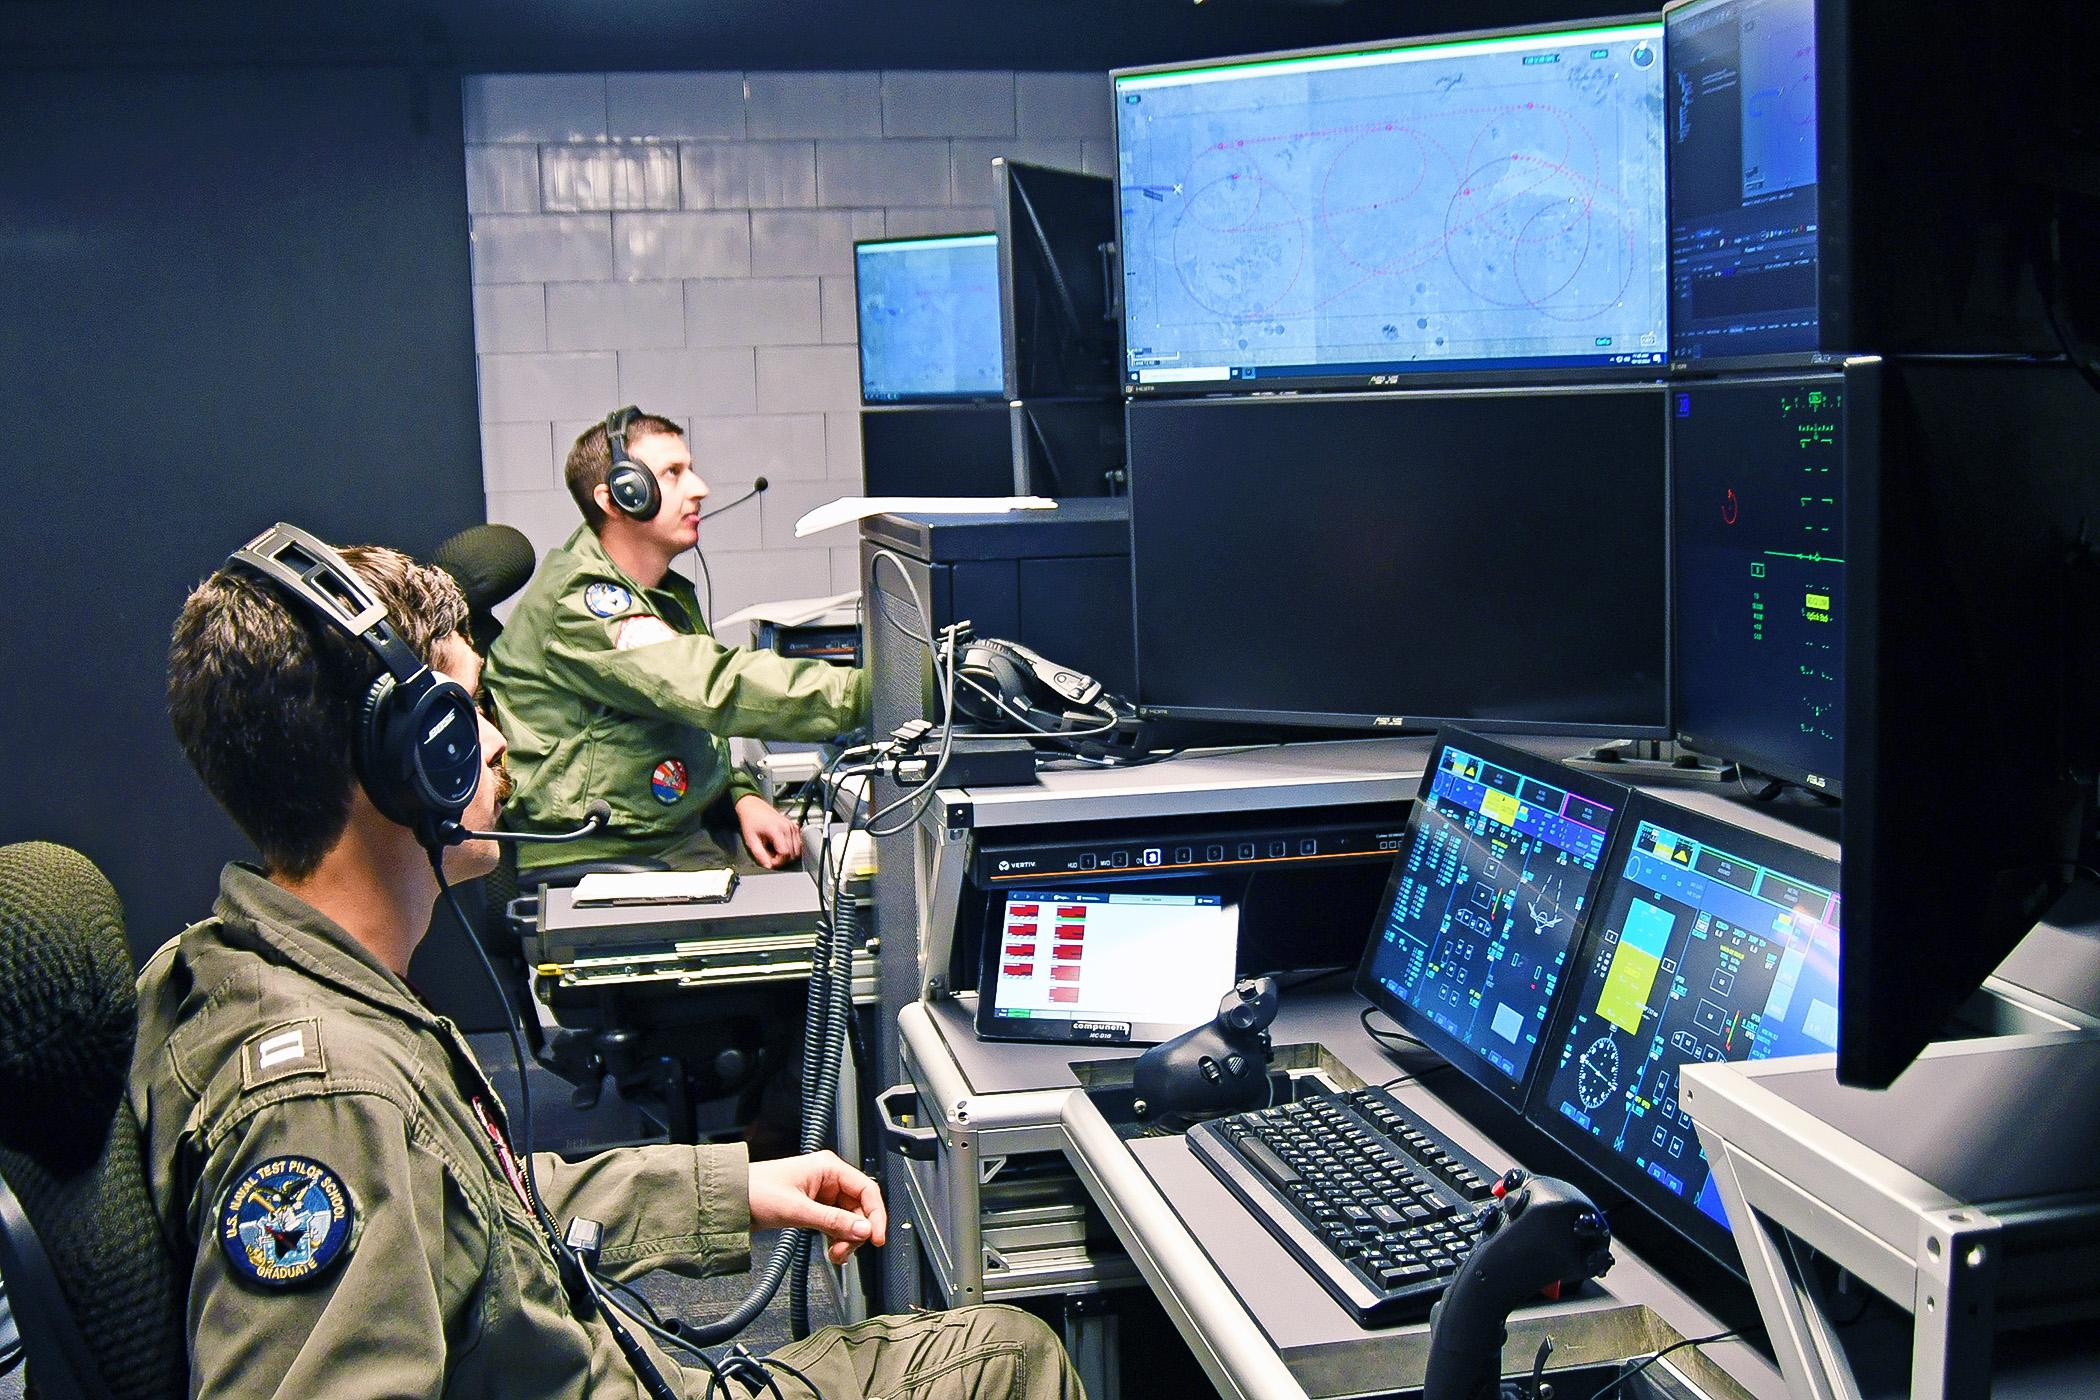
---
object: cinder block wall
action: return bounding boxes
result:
[464,70,1112,624]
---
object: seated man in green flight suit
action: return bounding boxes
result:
[487,408,868,875]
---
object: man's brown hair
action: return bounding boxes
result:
[564,412,685,532]
[168,544,469,878]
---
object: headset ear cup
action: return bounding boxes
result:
[355,674,416,827]
[607,462,660,521]
[356,673,481,830]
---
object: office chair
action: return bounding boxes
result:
[426,526,767,1142]
[0,842,185,1400]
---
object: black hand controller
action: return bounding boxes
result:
[1421,1171,1614,1400]
[1131,976,1279,1120]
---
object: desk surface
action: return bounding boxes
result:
[910,991,1782,1400]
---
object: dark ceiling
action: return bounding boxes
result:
[3,0,1629,73]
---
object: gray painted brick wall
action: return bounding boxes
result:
[465,69,1112,627]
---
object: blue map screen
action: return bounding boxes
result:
[1115,23,1668,390]
[855,235,1005,403]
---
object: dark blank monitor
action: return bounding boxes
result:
[1127,387,1670,734]
[1672,367,1863,793]
[1114,20,1668,393]
[855,235,1005,404]
[1841,360,2100,1086]
[1356,732,1628,1107]
[1665,0,1838,364]
[995,161,1118,400]
[1529,794,1840,1268]
[859,404,1016,497]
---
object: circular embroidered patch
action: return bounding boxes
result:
[584,581,633,618]
[651,758,689,804]
[219,1156,355,1288]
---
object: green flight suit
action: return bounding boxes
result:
[130,865,1081,1400]
[485,524,869,874]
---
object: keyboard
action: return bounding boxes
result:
[1187,1083,1501,1325]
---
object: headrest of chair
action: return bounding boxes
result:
[0,842,137,1168]
[432,523,536,655]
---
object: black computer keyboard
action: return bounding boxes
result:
[1187,1083,1501,1325]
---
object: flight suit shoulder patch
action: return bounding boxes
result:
[239,1018,326,1091]
[219,1155,357,1289]
[614,614,679,650]
[582,581,634,618]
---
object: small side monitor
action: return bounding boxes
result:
[855,234,1006,405]
[1528,793,1840,1270]
[1356,731,1630,1107]
[994,160,1118,401]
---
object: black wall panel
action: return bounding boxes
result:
[0,65,485,962]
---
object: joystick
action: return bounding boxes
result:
[1132,977,1278,1120]
[1422,1171,1614,1400]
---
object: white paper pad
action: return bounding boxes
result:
[572,868,738,907]
[794,496,1058,538]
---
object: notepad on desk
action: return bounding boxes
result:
[571,869,739,907]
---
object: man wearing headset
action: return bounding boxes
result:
[141,534,1077,1397]
[486,408,866,876]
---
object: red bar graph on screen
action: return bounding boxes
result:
[1055,925,1085,941]
[1006,944,1036,958]
[1004,963,1035,979]
[1051,964,1082,982]
[1048,986,1081,1004]
[1053,944,1084,961]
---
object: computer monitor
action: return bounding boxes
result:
[1840,359,2100,1086]
[1664,0,1842,365]
[859,403,1017,496]
[1666,1,2068,363]
[1126,385,1670,735]
[1356,732,1629,1107]
[855,234,1005,404]
[1672,364,1870,793]
[994,161,1118,400]
[1113,19,1669,394]
[1529,793,1839,1268]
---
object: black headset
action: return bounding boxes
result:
[227,523,482,847]
[602,405,661,521]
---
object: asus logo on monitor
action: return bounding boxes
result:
[1372,717,1411,727]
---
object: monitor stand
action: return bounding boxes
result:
[1562,738,1734,784]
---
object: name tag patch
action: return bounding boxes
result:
[220,1157,356,1289]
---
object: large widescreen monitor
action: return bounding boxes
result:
[1113,20,1668,394]
[1127,386,1670,735]
[1672,364,1871,793]
[855,234,1005,404]
[1356,732,1628,1107]
[1528,794,1840,1268]
[1664,0,1842,364]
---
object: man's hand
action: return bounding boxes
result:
[748,1151,887,1264]
[735,793,804,869]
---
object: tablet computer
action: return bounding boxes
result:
[976,883,1240,1046]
